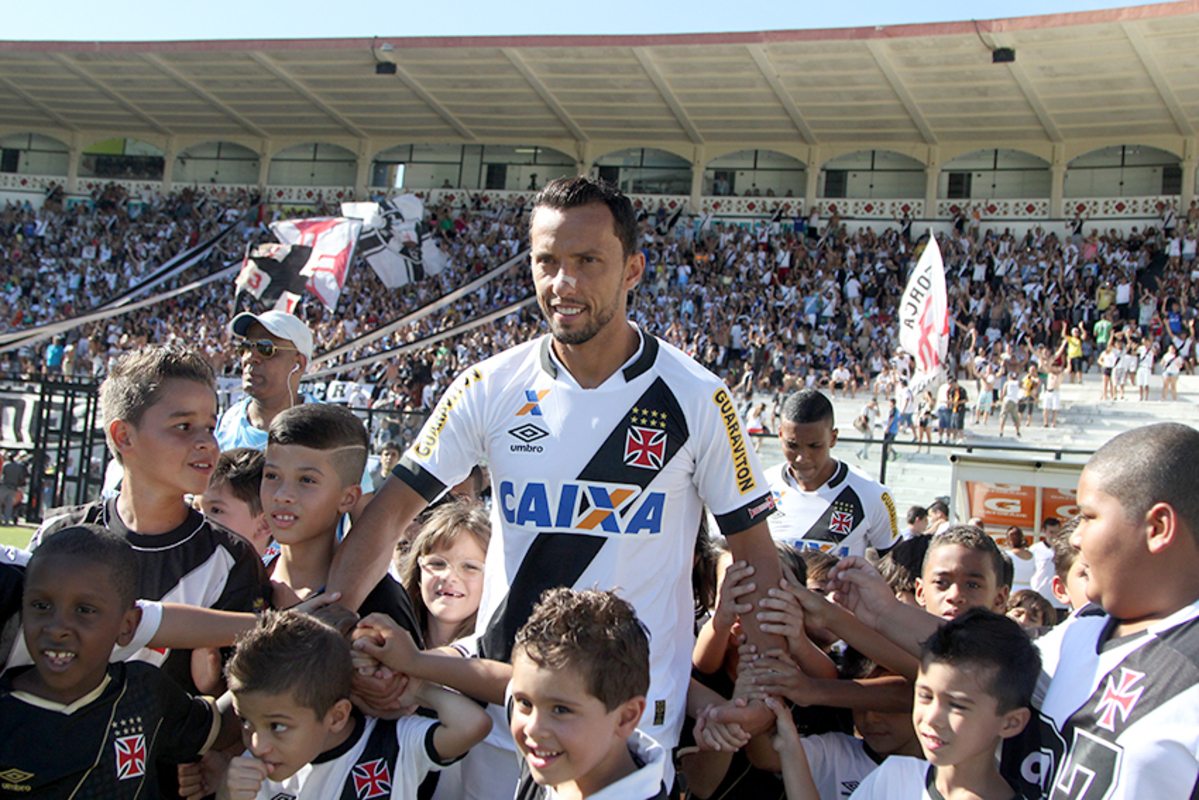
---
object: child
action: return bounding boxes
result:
[1006,589,1055,632]
[222,609,489,799]
[1047,517,1088,612]
[32,346,270,691]
[509,588,667,799]
[915,526,1009,619]
[877,535,930,608]
[200,447,272,557]
[262,403,421,640]
[771,609,1039,800]
[0,525,238,796]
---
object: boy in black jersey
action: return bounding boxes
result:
[262,404,421,641]
[222,610,489,799]
[33,345,270,688]
[0,525,240,797]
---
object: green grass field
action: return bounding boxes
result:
[0,525,33,549]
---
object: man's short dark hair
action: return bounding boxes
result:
[920,608,1041,713]
[1086,422,1199,544]
[267,404,368,487]
[226,610,351,717]
[779,389,835,426]
[514,588,649,711]
[209,447,265,516]
[928,499,950,518]
[29,524,138,608]
[532,176,638,260]
[99,345,215,462]
[907,505,928,526]
[924,525,1006,588]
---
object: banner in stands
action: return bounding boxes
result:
[235,242,312,313]
[898,235,949,395]
[346,195,449,288]
[949,454,1085,536]
[269,217,363,312]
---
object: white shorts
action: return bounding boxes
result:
[1136,368,1151,387]
[1043,389,1061,410]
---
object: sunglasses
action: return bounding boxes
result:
[235,338,301,359]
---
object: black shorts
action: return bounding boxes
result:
[1070,357,1083,373]
[1102,367,1112,376]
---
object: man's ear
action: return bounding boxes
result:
[999,706,1031,740]
[624,251,646,292]
[615,696,647,738]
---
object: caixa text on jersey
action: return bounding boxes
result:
[498,480,666,535]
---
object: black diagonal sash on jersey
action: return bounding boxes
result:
[478,377,690,663]
[1041,616,1199,800]
[800,485,866,543]
[338,715,401,800]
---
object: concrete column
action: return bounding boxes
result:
[160,136,176,193]
[66,147,81,195]
[575,141,594,178]
[354,139,372,200]
[804,145,822,212]
[689,144,705,209]
[924,146,940,221]
[257,139,273,190]
[1182,138,1198,214]
[1049,143,1066,221]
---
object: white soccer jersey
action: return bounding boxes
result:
[1002,601,1199,800]
[849,756,937,799]
[253,713,445,800]
[765,461,898,558]
[394,331,776,748]
[800,731,884,799]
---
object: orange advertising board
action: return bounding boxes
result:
[965,482,1037,528]
[1040,487,1078,524]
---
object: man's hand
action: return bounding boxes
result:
[220,755,268,800]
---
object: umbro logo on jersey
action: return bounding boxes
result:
[509,423,549,453]
[499,479,666,535]
[270,794,297,800]
[0,769,34,791]
[516,389,550,416]
[1095,667,1146,731]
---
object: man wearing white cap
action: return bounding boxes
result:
[216,309,314,451]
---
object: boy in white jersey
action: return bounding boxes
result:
[772,609,1038,800]
[221,610,489,800]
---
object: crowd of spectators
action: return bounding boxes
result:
[1,184,1196,442]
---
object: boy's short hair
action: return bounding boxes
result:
[906,505,928,525]
[378,441,402,456]
[1007,589,1055,623]
[99,346,215,461]
[209,448,265,516]
[1087,422,1199,544]
[514,588,649,711]
[267,404,368,487]
[775,542,809,587]
[29,524,138,608]
[878,535,930,595]
[1049,517,1080,580]
[797,548,835,585]
[928,499,950,519]
[780,389,834,426]
[226,610,351,717]
[920,607,1041,713]
[924,525,1006,588]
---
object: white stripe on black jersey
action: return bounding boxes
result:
[1001,601,1199,799]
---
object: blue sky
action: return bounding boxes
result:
[6,0,1164,40]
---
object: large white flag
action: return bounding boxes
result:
[269,217,362,311]
[345,194,448,289]
[898,234,949,392]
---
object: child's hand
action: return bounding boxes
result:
[221,755,268,800]
[712,560,757,634]
[766,696,801,757]
[827,556,896,628]
[177,761,205,800]
[352,613,419,674]
[787,582,840,644]
[694,704,752,752]
[742,650,815,706]
[290,590,343,615]
[756,581,808,657]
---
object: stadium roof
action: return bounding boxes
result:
[3,2,1199,161]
